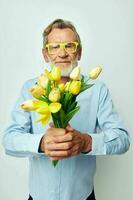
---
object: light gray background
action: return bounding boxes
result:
[0,0,133,200]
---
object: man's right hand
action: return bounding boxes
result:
[40,127,66,156]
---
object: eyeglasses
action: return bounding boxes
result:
[45,42,79,55]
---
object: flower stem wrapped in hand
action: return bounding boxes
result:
[21,65,102,167]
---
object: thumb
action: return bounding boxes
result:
[65,124,74,131]
[49,122,54,128]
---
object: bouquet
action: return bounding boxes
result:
[21,66,102,167]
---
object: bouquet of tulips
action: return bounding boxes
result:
[21,66,102,167]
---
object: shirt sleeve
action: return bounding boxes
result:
[2,81,45,158]
[82,83,130,155]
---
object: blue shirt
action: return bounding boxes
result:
[2,77,130,200]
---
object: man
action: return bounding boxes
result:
[2,19,130,200]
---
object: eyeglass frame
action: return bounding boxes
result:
[45,41,79,55]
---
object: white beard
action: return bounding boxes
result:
[47,56,78,77]
[60,61,77,77]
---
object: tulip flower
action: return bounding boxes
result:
[35,101,62,126]
[29,85,45,98]
[69,80,81,95]
[49,88,60,102]
[58,83,65,92]
[45,66,61,81]
[89,66,102,80]
[38,74,48,88]
[21,100,36,111]
[21,99,61,126]
[70,66,80,80]
[64,81,71,92]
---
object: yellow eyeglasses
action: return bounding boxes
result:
[45,42,79,55]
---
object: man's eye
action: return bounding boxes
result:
[65,43,73,48]
[50,44,60,49]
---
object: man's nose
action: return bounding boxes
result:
[58,47,68,57]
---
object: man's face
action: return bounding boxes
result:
[42,28,81,76]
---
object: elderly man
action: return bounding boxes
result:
[3,19,130,200]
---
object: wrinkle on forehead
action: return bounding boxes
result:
[47,28,77,43]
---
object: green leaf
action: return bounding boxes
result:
[67,101,77,113]
[80,84,94,93]
[38,95,50,103]
[81,75,85,83]
[64,106,80,127]
[59,108,66,128]
[64,92,72,111]
[46,79,51,96]
[51,113,60,128]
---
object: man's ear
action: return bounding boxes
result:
[42,48,49,63]
[77,48,82,60]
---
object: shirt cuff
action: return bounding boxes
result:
[81,132,106,155]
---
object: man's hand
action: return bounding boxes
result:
[40,124,92,160]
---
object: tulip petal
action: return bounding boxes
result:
[33,100,48,109]
[21,100,36,111]
[36,113,51,126]
[45,69,53,80]
[49,103,62,113]
[36,106,50,114]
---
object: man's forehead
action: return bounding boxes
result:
[47,28,77,43]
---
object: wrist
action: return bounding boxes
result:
[38,135,45,153]
[81,134,92,153]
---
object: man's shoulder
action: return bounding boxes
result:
[22,77,38,90]
[91,80,108,94]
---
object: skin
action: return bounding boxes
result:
[41,28,92,160]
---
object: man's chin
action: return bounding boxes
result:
[60,64,76,77]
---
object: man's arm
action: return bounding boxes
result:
[2,81,45,158]
[82,83,130,155]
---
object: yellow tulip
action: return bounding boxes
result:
[89,66,102,79]
[58,83,65,92]
[64,81,71,92]
[49,88,60,102]
[70,66,80,80]
[51,66,61,81]
[21,99,61,126]
[29,85,45,98]
[38,74,48,88]
[45,69,53,80]
[69,80,81,95]
[45,66,61,81]
[34,101,61,126]
[21,100,36,111]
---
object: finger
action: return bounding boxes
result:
[46,141,73,151]
[65,124,74,132]
[53,132,73,143]
[50,128,66,136]
[50,156,65,160]
[48,150,72,157]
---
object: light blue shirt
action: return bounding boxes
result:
[2,76,130,200]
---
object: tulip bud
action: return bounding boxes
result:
[89,66,102,79]
[69,80,81,95]
[21,100,35,111]
[64,81,71,92]
[58,83,65,92]
[70,66,80,80]
[29,85,45,98]
[49,88,60,102]
[38,74,48,88]
[51,66,61,81]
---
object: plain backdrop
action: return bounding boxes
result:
[0,0,133,200]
